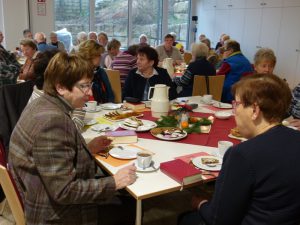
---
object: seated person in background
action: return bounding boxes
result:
[201,38,220,68]
[174,43,216,97]
[179,74,300,225]
[123,46,177,101]
[217,40,253,103]
[156,33,183,65]
[88,31,98,41]
[48,31,66,52]
[139,34,150,47]
[77,40,114,103]
[198,34,206,42]
[111,44,139,86]
[70,31,88,53]
[23,29,33,39]
[0,30,4,49]
[216,34,230,53]
[170,32,184,54]
[103,38,121,69]
[214,33,225,50]
[98,32,109,51]
[286,83,300,130]
[19,39,39,81]
[34,32,56,53]
[0,46,21,86]
[253,48,276,74]
[9,52,136,225]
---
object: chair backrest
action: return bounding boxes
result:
[183,52,192,64]
[208,75,225,101]
[0,141,25,225]
[192,75,207,96]
[105,69,122,103]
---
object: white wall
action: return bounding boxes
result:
[29,0,54,39]
[0,0,54,51]
[0,0,29,51]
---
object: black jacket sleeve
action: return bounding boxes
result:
[200,147,255,225]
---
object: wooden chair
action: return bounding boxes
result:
[0,141,25,225]
[105,69,122,103]
[208,75,225,101]
[192,75,208,96]
[183,52,192,64]
[192,75,225,101]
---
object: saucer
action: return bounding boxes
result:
[83,106,102,112]
[84,119,97,126]
[134,160,160,172]
[91,124,114,132]
[214,111,232,119]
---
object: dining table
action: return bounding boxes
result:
[81,96,241,225]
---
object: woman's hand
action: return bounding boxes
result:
[87,136,112,154]
[114,164,137,190]
[288,119,300,131]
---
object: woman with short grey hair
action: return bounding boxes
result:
[173,43,216,97]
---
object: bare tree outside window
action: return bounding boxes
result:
[54,0,90,45]
[94,0,129,47]
[54,0,190,49]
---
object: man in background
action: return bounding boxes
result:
[34,32,56,52]
[23,29,33,39]
[49,31,65,52]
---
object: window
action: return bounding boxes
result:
[132,0,162,47]
[167,0,190,50]
[54,0,90,45]
[54,0,191,49]
[94,0,128,47]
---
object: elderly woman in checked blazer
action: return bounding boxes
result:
[9,52,136,225]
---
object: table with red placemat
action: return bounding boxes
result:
[82,96,241,225]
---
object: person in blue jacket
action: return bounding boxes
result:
[217,40,253,103]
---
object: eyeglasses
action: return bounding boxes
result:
[75,82,93,94]
[232,100,242,114]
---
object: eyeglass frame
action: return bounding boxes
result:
[232,100,243,114]
[75,82,93,94]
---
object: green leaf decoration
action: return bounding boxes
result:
[155,115,212,134]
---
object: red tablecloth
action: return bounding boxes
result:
[136,111,240,147]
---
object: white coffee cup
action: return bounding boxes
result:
[85,101,97,111]
[217,141,233,158]
[202,95,213,104]
[137,152,152,169]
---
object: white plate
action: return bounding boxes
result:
[101,103,122,110]
[228,134,247,142]
[134,160,160,172]
[214,111,232,120]
[192,156,222,171]
[119,119,157,132]
[200,99,214,105]
[213,102,232,109]
[84,119,97,126]
[91,124,114,132]
[150,128,188,141]
[83,106,102,113]
[109,146,141,159]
